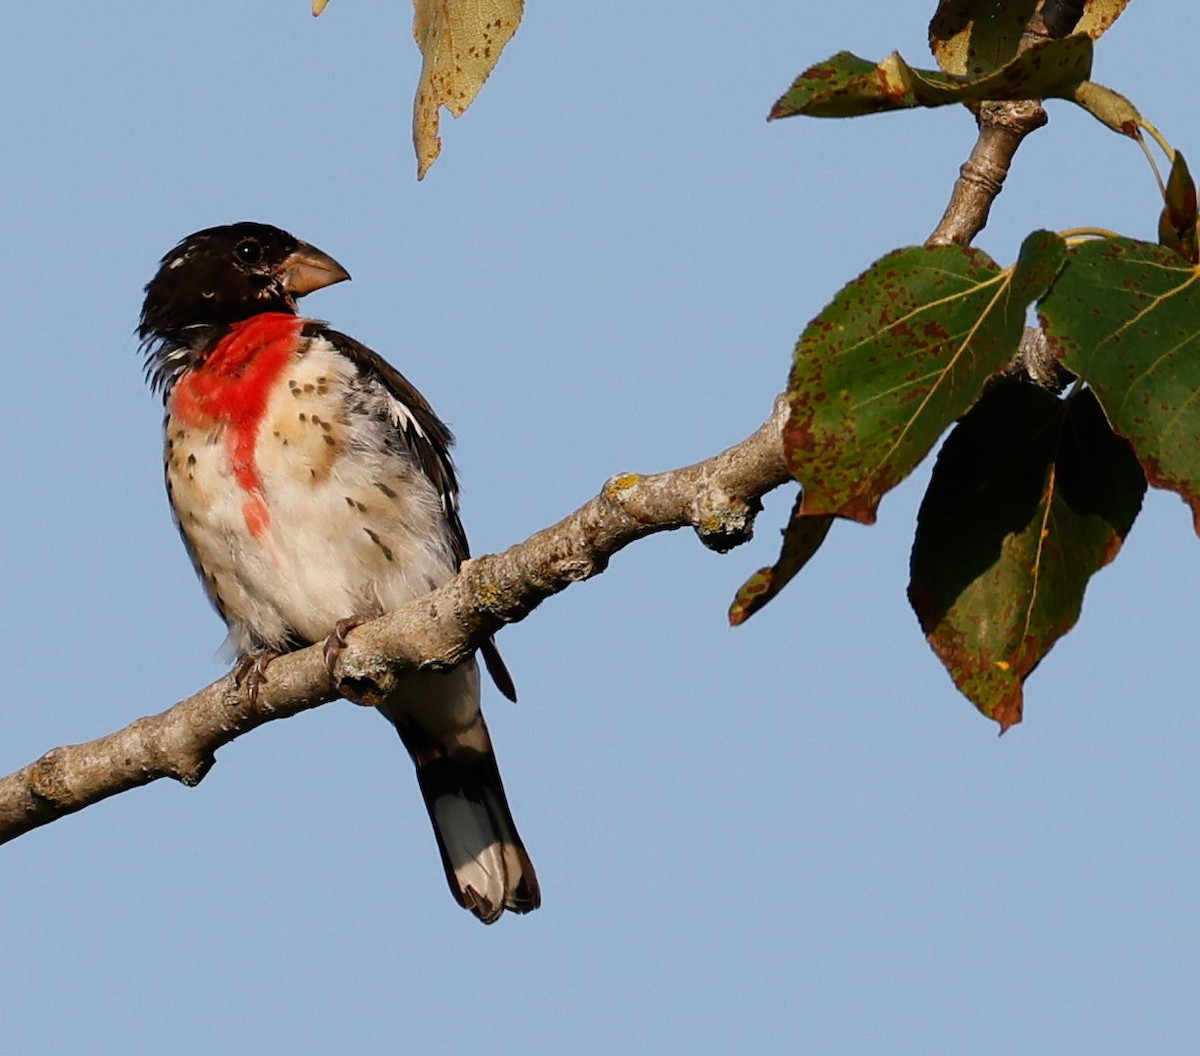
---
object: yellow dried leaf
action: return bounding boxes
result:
[312,0,331,15]
[412,0,523,179]
[930,0,1129,77]
[1075,0,1131,41]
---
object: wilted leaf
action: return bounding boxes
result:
[728,494,833,625]
[1074,0,1132,43]
[909,381,1145,730]
[769,35,1091,121]
[1158,150,1198,263]
[929,0,1128,76]
[1040,237,1200,532]
[784,230,1067,523]
[413,0,523,179]
[929,0,1037,77]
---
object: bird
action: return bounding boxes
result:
[138,221,539,924]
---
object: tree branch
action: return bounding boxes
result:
[926,0,1086,248]
[0,398,792,845]
[926,0,1086,389]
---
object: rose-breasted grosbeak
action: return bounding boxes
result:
[138,222,539,923]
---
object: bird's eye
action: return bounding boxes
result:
[234,239,262,265]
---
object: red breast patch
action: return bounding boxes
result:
[170,312,303,536]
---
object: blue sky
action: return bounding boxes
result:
[3,3,1197,1053]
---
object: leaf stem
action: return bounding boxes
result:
[1134,128,1167,198]
[1138,118,1176,164]
[1058,227,1120,244]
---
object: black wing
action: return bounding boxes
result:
[312,324,517,702]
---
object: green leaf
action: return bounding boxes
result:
[769,35,1092,121]
[784,230,1067,523]
[929,0,1128,76]
[1158,150,1198,263]
[909,380,1145,730]
[728,494,833,625]
[1039,237,1200,532]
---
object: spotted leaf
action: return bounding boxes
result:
[909,380,1145,730]
[1040,237,1200,533]
[769,35,1091,120]
[785,230,1067,523]
[728,494,833,625]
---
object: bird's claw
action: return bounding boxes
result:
[323,616,368,680]
[232,649,280,705]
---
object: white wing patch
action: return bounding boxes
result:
[383,390,461,517]
[385,391,429,441]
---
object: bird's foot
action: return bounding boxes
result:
[232,649,280,705]
[323,616,369,679]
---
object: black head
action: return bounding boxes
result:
[138,221,349,343]
[138,222,350,394]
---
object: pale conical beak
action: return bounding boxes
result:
[280,241,351,296]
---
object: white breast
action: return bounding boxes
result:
[166,337,457,654]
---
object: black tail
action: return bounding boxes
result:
[410,745,540,923]
[380,661,539,924]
